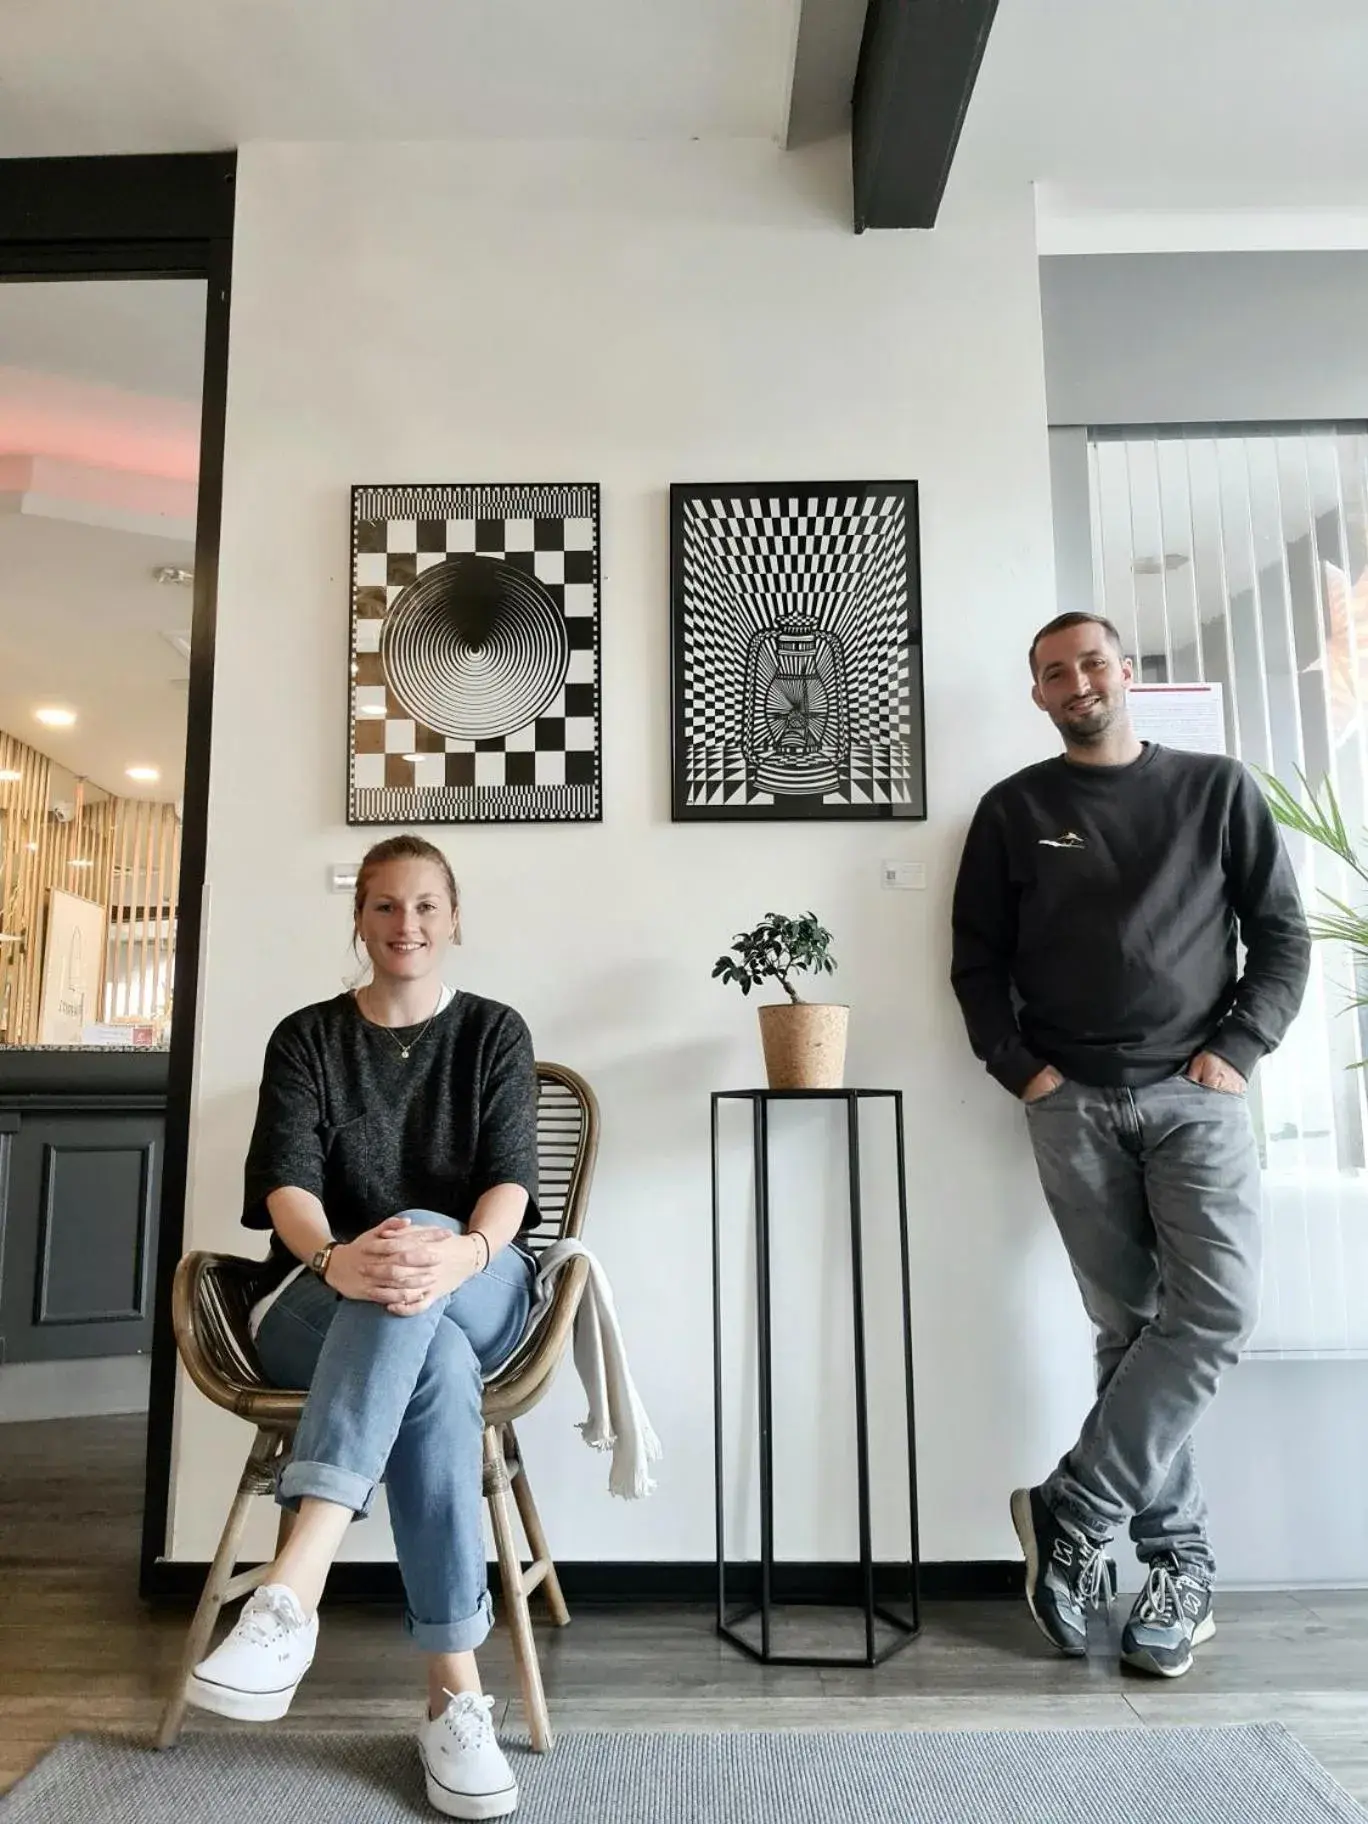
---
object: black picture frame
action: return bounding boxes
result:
[347,482,603,826]
[670,480,926,822]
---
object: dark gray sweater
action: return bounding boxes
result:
[950,744,1311,1094]
[242,990,540,1272]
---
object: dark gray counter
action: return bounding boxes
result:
[0,1047,168,1100]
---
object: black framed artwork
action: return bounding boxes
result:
[348,482,602,825]
[670,481,925,821]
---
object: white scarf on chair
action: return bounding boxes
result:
[528,1239,662,1500]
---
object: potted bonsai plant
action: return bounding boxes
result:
[712,911,846,1089]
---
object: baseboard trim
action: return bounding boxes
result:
[142,1558,1024,1606]
[0,1355,151,1423]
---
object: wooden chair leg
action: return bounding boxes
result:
[484,1425,553,1754]
[156,1426,280,1750]
[505,1424,570,1629]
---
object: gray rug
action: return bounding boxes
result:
[2,1724,1364,1822]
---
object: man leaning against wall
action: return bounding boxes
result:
[949,611,1310,1678]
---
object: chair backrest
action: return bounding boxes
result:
[174,1059,600,1412]
[175,1249,283,1412]
[526,1060,599,1251]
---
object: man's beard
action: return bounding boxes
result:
[1054,691,1122,744]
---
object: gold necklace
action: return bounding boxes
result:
[359,986,443,1061]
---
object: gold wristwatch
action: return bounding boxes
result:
[310,1240,338,1284]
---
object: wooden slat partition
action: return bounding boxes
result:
[0,727,180,1043]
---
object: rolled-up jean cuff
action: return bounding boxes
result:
[405,1589,494,1653]
[277,1458,377,1518]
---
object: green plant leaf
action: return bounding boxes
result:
[1261,767,1368,883]
[1260,767,1368,1066]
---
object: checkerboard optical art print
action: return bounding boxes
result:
[670,482,925,821]
[349,483,601,825]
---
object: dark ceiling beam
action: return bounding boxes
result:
[852,0,1000,231]
[0,152,235,244]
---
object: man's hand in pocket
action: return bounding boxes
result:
[1021,1066,1065,1104]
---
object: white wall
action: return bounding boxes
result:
[167,138,1083,1568]
[1040,252,1368,426]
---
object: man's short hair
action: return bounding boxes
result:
[1028,611,1123,677]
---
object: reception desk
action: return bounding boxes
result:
[0,1048,167,1366]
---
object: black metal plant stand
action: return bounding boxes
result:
[710,1087,921,1667]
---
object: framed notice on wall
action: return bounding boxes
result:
[37,889,106,1045]
[1128,682,1227,756]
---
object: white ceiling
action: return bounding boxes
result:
[0,282,205,403]
[2,1,1363,223]
[953,0,1368,214]
[0,0,798,155]
[0,512,193,799]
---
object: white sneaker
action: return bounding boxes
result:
[186,1583,318,1721]
[418,1691,519,1819]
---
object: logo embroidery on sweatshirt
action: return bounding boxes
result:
[1039,830,1086,850]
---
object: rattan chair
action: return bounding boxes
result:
[156,1061,599,1755]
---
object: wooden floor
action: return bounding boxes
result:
[4,1416,1368,1803]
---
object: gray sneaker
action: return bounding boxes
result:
[1121,1555,1215,1678]
[1010,1485,1115,1656]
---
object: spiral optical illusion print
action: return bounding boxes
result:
[380,555,570,741]
[349,484,601,824]
[670,481,925,822]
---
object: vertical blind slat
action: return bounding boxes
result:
[1087,424,1368,1357]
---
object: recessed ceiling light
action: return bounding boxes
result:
[0,769,20,782]
[35,707,76,728]
[69,858,92,869]
[357,705,386,718]
[404,753,422,763]
[126,765,160,783]
[25,841,38,852]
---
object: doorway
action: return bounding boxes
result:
[0,152,234,1593]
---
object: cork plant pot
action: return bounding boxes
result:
[757,1002,849,1090]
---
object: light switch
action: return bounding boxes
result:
[329,862,360,894]
[882,860,926,890]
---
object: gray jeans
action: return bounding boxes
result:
[1025,1072,1262,1576]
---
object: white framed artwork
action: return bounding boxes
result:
[37,888,106,1045]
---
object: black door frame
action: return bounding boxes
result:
[0,152,235,1592]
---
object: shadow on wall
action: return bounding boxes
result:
[185,1084,270,1254]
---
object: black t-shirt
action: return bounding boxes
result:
[242,989,541,1269]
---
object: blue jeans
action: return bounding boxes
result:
[254,1211,533,1652]
[1025,1073,1262,1578]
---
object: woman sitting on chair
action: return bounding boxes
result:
[187,832,537,1822]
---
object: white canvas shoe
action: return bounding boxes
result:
[419,1691,519,1819]
[186,1583,318,1722]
